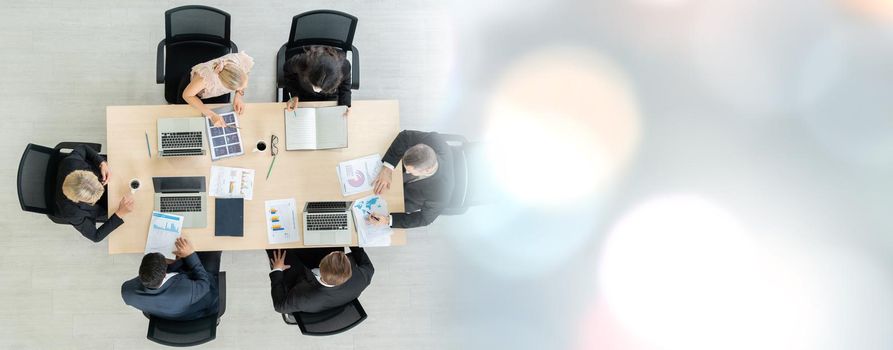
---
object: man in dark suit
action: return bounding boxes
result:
[121,237,221,320]
[370,130,455,228]
[268,247,374,314]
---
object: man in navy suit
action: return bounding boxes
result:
[121,237,220,320]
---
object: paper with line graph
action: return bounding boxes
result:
[145,211,183,260]
[264,199,299,244]
[209,166,254,200]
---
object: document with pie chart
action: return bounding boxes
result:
[337,154,382,196]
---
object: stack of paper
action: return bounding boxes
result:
[351,195,392,247]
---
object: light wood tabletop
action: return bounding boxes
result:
[105,100,405,254]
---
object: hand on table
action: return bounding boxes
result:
[372,166,393,195]
[174,237,195,258]
[270,249,290,271]
[343,107,350,117]
[207,112,225,128]
[99,161,111,185]
[116,194,134,217]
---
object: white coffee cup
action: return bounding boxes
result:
[253,140,268,153]
[129,178,141,194]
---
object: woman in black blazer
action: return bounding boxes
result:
[283,45,352,115]
[55,145,134,242]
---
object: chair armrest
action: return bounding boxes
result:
[438,133,468,145]
[55,142,101,153]
[276,44,286,89]
[230,41,238,53]
[217,271,226,318]
[276,44,287,102]
[282,313,298,325]
[350,45,359,90]
[156,39,165,84]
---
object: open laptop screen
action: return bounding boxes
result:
[152,176,206,194]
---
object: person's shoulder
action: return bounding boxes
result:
[121,277,143,294]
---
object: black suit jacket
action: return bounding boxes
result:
[270,247,373,314]
[283,54,352,107]
[55,145,123,242]
[382,130,455,228]
[121,253,219,321]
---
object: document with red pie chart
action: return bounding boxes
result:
[337,154,382,196]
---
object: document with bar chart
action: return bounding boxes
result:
[145,211,183,260]
[264,198,299,244]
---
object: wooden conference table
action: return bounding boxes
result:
[105,100,406,254]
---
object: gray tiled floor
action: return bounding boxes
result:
[0,1,456,349]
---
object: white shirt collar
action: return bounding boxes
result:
[160,272,178,287]
[311,268,335,288]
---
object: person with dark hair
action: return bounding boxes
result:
[267,247,373,314]
[55,144,134,242]
[283,45,352,115]
[370,130,455,228]
[121,238,222,321]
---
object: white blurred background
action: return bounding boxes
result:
[436,0,893,349]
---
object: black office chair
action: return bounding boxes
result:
[276,10,360,102]
[281,298,367,336]
[18,142,103,224]
[157,5,238,105]
[146,272,226,347]
[439,134,485,216]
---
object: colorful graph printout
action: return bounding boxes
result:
[337,154,382,196]
[264,199,299,244]
[145,211,184,260]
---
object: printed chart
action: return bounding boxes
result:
[337,154,382,196]
[351,195,392,247]
[145,211,183,259]
[264,199,299,244]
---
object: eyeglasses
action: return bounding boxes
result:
[271,134,279,156]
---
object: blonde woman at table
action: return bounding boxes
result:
[55,145,135,242]
[181,52,255,127]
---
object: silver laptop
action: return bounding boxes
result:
[157,117,206,157]
[302,201,353,246]
[152,176,208,228]
[285,106,348,150]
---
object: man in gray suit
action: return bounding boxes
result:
[121,237,220,320]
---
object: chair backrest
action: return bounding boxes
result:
[17,143,56,214]
[295,299,367,336]
[165,5,231,44]
[146,270,224,347]
[288,10,358,51]
[447,142,469,211]
[147,314,218,347]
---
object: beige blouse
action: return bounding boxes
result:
[190,52,255,99]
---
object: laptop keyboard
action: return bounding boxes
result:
[306,213,349,231]
[161,131,203,149]
[161,148,204,156]
[160,196,202,212]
